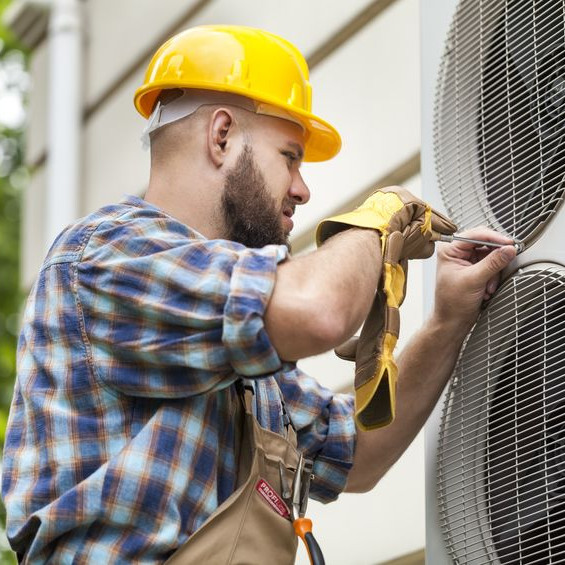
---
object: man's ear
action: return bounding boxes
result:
[208,108,237,167]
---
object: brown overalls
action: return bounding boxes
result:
[166,382,306,564]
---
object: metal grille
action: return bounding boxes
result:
[437,266,565,564]
[434,0,565,245]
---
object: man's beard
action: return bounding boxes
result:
[221,145,291,249]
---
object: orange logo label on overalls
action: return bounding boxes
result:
[255,478,290,519]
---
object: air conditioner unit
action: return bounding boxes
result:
[422,1,565,564]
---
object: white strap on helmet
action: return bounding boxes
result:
[141,89,304,150]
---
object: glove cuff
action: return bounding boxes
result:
[316,191,406,246]
[355,332,398,430]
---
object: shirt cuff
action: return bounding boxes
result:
[223,244,288,376]
[309,394,356,503]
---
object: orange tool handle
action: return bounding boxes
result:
[294,518,325,565]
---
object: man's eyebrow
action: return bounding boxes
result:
[287,142,304,161]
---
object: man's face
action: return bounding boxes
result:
[221,117,309,249]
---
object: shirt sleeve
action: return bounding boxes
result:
[77,214,288,397]
[275,365,356,503]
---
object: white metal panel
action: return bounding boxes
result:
[294,0,421,242]
[421,1,471,563]
[424,1,565,563]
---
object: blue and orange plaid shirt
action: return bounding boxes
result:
[2,196,356,563]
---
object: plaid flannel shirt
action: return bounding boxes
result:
[2,196,356,563]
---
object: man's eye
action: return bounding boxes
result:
[282,151,298,164]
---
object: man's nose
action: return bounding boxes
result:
[289,170,310,205]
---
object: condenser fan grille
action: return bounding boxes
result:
[437,266,565,564]
[434,0,565,244]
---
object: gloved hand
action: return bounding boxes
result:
[317,186,457,430]
[316,186,456,258]
[333,255,405,431]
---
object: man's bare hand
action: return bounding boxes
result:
[433,227,517,335]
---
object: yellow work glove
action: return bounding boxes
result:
[316,186,457,430]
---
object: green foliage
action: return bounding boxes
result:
[0,137,23,407]
[0,0,16,45]
[0,1,28,562]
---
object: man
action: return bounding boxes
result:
[2,25,516,563]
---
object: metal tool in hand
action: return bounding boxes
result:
[437,233,525,253]
[280,455,324,565]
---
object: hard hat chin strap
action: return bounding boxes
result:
[141,89,304,150]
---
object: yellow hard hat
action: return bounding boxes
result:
[134,25,341,162]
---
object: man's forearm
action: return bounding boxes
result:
[345,314,469,492]
[266,228,382,361]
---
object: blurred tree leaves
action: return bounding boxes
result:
[0,0,28,562]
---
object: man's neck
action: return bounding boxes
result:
[145,174,224,240]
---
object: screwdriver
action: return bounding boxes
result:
[437,233,525,254]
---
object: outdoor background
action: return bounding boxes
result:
[0,1,428,563]
[0,0,27,562]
